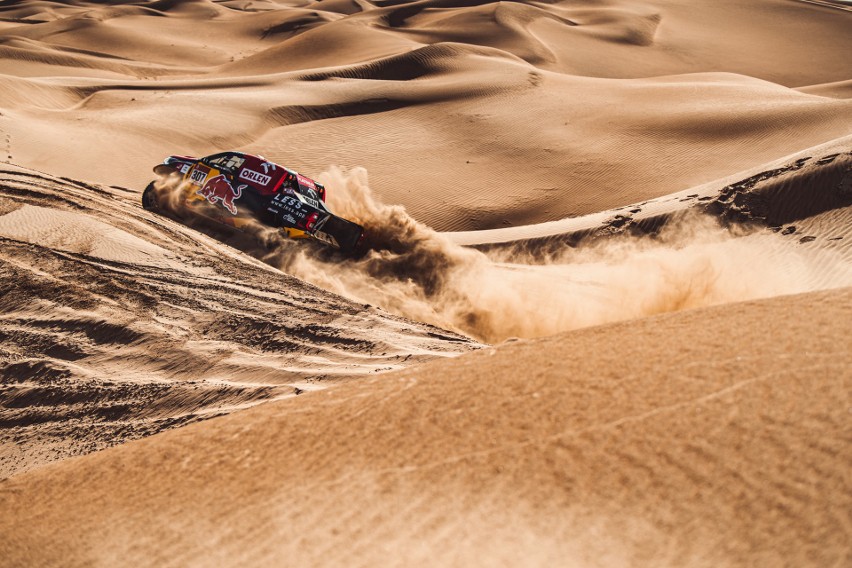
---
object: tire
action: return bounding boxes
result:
[142,181,160,212]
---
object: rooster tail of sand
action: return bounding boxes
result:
[218,167,850,343]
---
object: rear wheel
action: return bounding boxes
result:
[142,181,159,212]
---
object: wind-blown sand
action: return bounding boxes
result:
[1,0,851,565]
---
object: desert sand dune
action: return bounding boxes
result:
[447,137,852,246]
[2,286,850,567]
[0,0,850,230]
[3,61,848,231]
[797,79,852,99]
[2,137,849,479]
[0,0,851,564]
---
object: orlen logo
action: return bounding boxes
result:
[196,175,242,215]
[239,168,271,186]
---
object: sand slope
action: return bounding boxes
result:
[2,286,849,567]
[0,164,478,478]
[448,137,852,246]
[3,139,851,479]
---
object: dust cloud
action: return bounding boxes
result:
[162,168,845,344]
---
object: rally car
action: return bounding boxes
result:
[142,151,365,253]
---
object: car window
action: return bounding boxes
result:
[206,153,245,171]
[222,155,246,170]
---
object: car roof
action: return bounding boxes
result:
[203,151,325,187]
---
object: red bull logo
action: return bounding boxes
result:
[196,174,242,215]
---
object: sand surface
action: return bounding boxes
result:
[2,287,850,567]
[1,0,851,565]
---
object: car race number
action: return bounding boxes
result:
[189,164,211,186]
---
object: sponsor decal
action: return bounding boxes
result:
[274,194,301,209]
[180,164,190,174]
[296,193,321,210]
[196,175,242,215]
[271,194,309,225]
[260,161,276,175]
[296,174,316,190]
[239,168,271,186]
[189,164,210,185]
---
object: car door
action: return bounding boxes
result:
[185,154,245,219]
[187,161,213,189]
[237,156,284,195]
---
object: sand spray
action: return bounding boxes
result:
[161,167,851,343]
